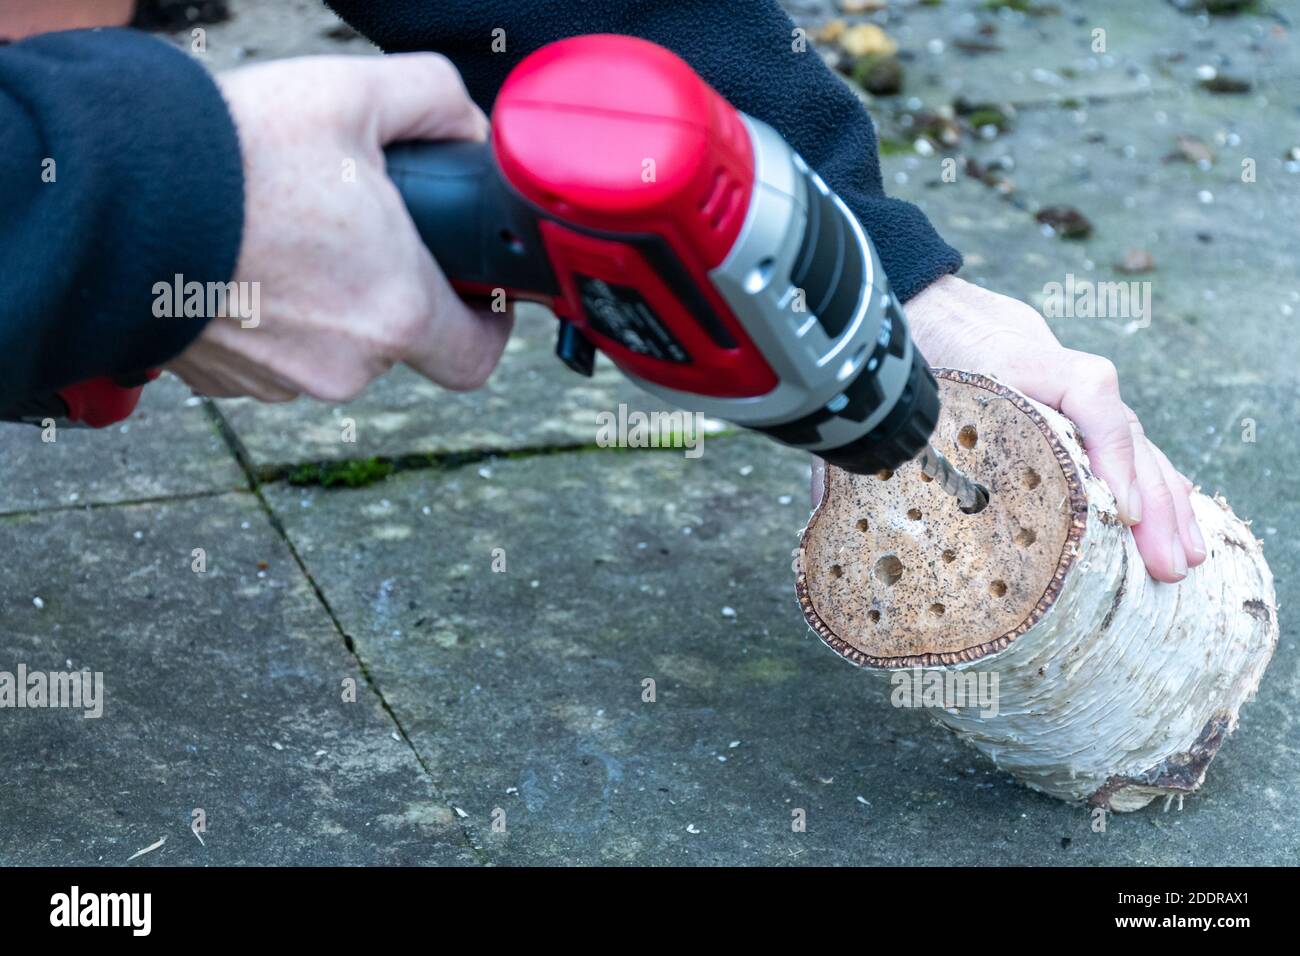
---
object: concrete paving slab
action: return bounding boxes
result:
[0,492,474,865]
[800,0,1291,107]
[876,76,1298,443]
[950,95,1300,381]
[0,373,246,516]
[262,424,1296,865]
[215,304,665,473]
[150,0,379,70]
[5,0,1292,868]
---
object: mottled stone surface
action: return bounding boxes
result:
[801,0,1292,106]
[263,423,1298,864]
[0,494,474,865]
[0,374,245,516]
[215,306,664,471]
[2,0,1294,865]
[151,0,379,69]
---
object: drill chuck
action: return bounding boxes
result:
[817,352,940,474]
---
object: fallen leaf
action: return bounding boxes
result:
[952,37,1005,54]
[1167,134,1214,165]
[851,54,904,95]
[1199,73,1252,94]
[838,0,886,12]
[840,23,897,58]
[1036,206,1093,240]
[816,19,847,44]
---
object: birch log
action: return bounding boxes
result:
[796,369,1278,811]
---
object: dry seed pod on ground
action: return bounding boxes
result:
[796,369,1278,811]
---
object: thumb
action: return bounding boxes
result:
[810,456,826,511]
[358,52,488,146]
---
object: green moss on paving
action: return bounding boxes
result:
[271,428,744,489]
[983,0,1057,13]
[287,458,396,488]
[966,108,1012,131]
[739,657,799,683]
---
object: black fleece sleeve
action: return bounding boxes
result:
[0,28,244,410]
[327,0,961,302]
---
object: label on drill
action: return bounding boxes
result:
[576,275,691,364]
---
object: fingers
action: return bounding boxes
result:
[201,53,499,410]
[1010,347,1206,583]
[353,53,504,389]
[398,260,514,390]
[1150,440,1207,568]
[1127,423,1188,583]
[1104,412,1205,583]
[360,53,488,145]
[167,336,302,403]
[168,362,299,402]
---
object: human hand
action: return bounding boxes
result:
[167,54,513,403]
[813,274,1204,584]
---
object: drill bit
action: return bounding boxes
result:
[918,441,989,513]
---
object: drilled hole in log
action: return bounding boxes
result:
[959,484,992,515]
[868,609,881,623]
[990,580,1008,597]
[1015,527,1037,547]
[875,555,904,586]
[855,518,869,532]
[877,469,893,481]
[941,549,957,563]
[830,564,843,578]
[1023,468,1042,490]
[919,472,933,482]
[928,603,946,617]
[907,508,922,520]
[958,425,978,449]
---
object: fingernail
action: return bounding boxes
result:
[1121,485,1142,526]
[1189,520,1207,559]
[1171,536,1188,578]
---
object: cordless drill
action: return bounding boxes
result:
[11,35,977,495]
[386,33,942,476]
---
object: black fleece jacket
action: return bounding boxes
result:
[0,28,244,412]
[1,5,960,411]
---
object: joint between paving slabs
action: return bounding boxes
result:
[0,487,236,520]
[203,402,493,862]
[246,429,741,489]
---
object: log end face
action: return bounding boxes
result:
[798,371,1087,668]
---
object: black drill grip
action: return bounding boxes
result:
[384,140,559,297]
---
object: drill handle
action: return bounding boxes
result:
[384,139,560,300]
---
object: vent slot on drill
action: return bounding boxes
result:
[789,169,866,339]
